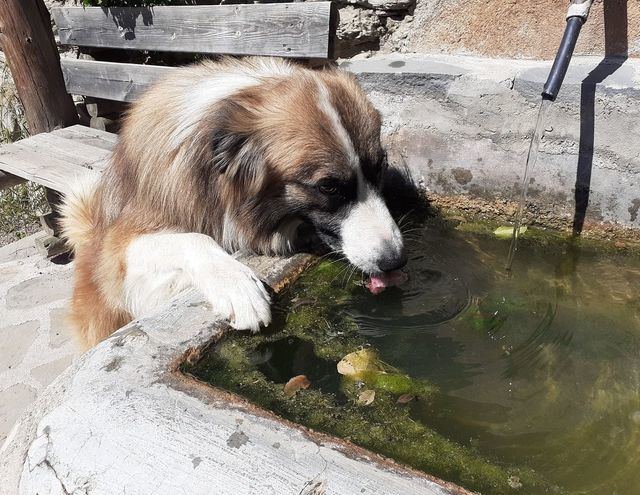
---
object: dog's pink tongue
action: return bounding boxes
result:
[365,270,408,295]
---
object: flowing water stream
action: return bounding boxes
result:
[506,97,553,271]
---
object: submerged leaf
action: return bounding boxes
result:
[357,389,376,405]
[396,394,415,404]
[284,375,311,397]
[338,349,434,396]
[507,476,523,489]
[337,348,383,377]
[494,226,527,239]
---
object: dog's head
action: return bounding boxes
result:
[205,62,406,276]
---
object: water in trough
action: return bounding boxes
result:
[185,222,640,494]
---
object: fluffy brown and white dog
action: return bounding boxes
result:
[60,57,406,349]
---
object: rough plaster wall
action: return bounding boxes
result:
[383,0,639,59]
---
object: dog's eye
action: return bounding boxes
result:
[318,181,339,196]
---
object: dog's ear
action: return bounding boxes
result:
[210,100,266,189]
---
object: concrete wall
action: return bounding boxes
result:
[343,54,640,232]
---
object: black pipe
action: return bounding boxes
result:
[542,16,585,101]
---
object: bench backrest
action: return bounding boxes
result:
[51,3,337,103]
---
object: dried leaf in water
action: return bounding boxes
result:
[283,375,311,397]
[494,225,527,239]
[357,389,376,405]
[337,348,383,377]
[396,394,415,404]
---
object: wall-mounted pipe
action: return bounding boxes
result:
[542,0,594,101]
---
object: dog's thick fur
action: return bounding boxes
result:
[61,57,405,349]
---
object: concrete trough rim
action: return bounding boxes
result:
[340,53,640,89]
[168,355,471,495]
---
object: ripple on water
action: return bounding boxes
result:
[348,263,471,337]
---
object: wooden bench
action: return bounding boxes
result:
[0,1,337,254]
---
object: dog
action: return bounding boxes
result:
[60,57,406,349]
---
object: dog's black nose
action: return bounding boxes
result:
[378,248,408,272]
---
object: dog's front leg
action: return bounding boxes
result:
[123,232,271,332]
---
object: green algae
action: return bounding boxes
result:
[183,258,561,494]
[453,217,640,256]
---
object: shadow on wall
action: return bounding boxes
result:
[573,0,629,235]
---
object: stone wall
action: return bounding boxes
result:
[340,0,638,59]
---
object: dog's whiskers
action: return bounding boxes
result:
[324,255,348,266]
[315,249,340,262]
[338,262,355,286]
[331,262,353,284]
[346,266,360,287]
[342,263,360,288]
[396,209,415,229]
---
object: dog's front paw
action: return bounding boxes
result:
[196,259,271,332]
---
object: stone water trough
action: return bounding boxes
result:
[0,253,467,495]
[2,53,640,494]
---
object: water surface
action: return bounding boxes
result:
[351,227,640,494]
[187,224,640,494]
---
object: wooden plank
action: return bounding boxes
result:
[13,133,111,171]
[0,143,98,193]
[0,125,114,193]
[61,59,174,102]
[51,129,116,151]
[52,3,336,59]
[52,124,118,150]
